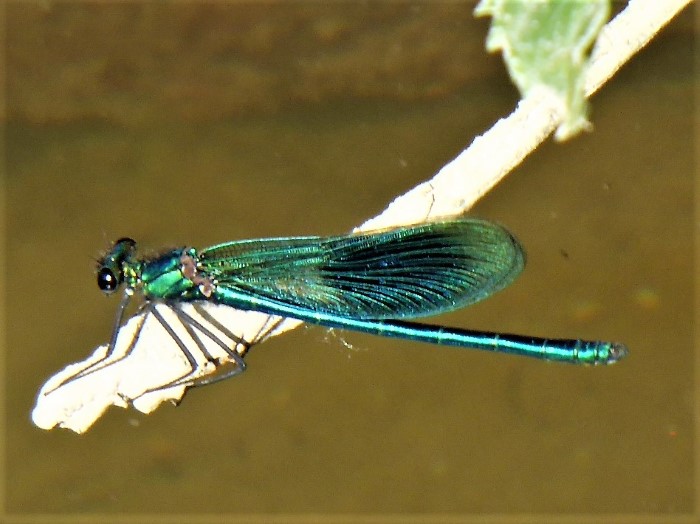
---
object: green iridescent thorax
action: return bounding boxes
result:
[121,260,142,289]
[139,248,202,300]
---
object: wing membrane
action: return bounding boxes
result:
[198,219,524,320]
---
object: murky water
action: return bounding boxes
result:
[5,2,694,518]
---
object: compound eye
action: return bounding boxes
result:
[97,267,119,294]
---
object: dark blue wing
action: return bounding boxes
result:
[198,219,524,320]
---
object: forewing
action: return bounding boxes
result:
[198,219,524,320]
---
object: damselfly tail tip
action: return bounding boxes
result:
[606,342,629,364]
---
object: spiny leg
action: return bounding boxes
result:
[46,290,141,393]
[143,302,258,392]
[166,304,252,389]
[191,302,253,356]
[142,304,204,393]
[177,306,287,390]
[176,304,248,369]
[188,314,289,388]
[249,314,288,346]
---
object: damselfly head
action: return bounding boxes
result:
[97,237,137,294]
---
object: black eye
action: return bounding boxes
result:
[97,267,119,294]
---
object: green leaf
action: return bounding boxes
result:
[475,0,610,140]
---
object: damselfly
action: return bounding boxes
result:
[56,219,627,393]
